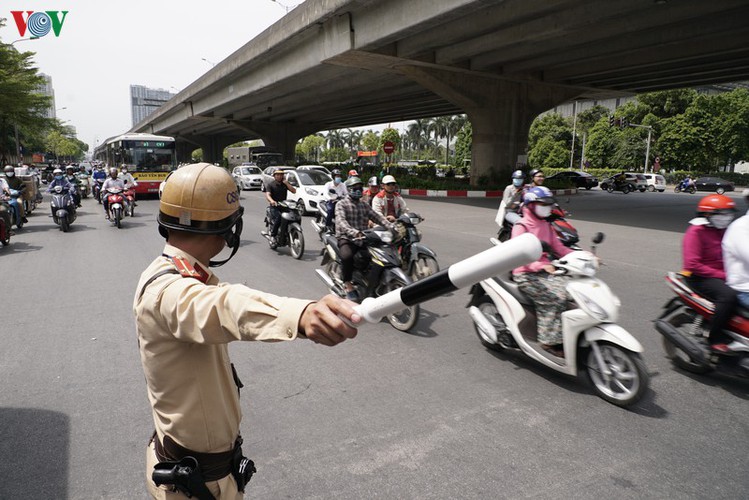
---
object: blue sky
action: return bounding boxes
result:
[1,0,300,151]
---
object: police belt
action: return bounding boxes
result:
[152,432,237,482]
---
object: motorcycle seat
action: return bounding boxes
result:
[494,276,534,306]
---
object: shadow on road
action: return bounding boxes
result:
[403,308,440,338]
[1,241,43,253]
[672,368,749,400]
[0,407,70,499]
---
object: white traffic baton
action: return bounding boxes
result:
[352,232,542,324]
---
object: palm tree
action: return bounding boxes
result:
[407,119,430,158]
[326,129,345,149]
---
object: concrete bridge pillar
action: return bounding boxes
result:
[175,140,196,164]
[245,122,319,165]
[400,66,580,186]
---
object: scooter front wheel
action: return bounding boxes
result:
[383,275,419,332]
[289,226,305,259]
[585,342,648,407]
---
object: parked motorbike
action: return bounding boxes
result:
[50,185,77,232]
[261,200,305,259]
[93,178,104,203]
[496,202,580,249]
[7,189,24,229]
[467,233,649,407]
[104,188,125,228]
[394,212,439,282]
[0,199,12,246]
[654,272,749,378]
[315,226,419,332]
[674,179,696,194]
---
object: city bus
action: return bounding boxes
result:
[94,133,177,195]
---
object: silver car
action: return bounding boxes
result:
[232,164,264,190]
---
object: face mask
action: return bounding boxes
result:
[334,177,341,184]
[350,187,363,199]
[6,172,14,178]
[512,178,523,187]
[55,175,63,181]
[122,169,128,174]
[534,204,553,219]
[709,214,734,229]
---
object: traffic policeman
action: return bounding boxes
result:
[133,163,360,499]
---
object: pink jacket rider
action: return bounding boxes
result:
[511,205,573,275]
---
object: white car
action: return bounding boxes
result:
[232,164,264,190]
[642,173,666,192]
[285,169,332,215]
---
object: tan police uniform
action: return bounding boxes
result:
[134,243,313,499]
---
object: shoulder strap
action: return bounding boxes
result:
[137,269,180,301]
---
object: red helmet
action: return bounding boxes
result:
[697,194,736,214]
[348,169,358,177]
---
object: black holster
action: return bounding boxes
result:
[231,436,256,493]
[152,456,215,500]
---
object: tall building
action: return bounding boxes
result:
[130,85,176,127]
[37,73,56,119]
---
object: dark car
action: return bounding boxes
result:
[693,176,735,194]
[546,170,599,190]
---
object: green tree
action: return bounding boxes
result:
[192,148,203,162]
[454,121,472,170]
[528,113,571,168]
[298,134,325,162]
[361,130,380,152]
[0,20,54,162]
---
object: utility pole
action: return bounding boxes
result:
[580,132,587,170]
[628,123,653,173]
[569,101,577,170]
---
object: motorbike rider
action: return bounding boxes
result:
[335,176,392,301]
[118,165,138,205]
[362,176,380,206]
[372,175,409,222]
[0,174,11,232]
[528,168,545,188]
[510,186,575,358]
[501,170,525,226]
[722,189,749,310]
[612,171,629,191]
[101,167,126,220]
[264,169,297,249]
[65,165,82,207]
[134,163,359,499]
[322,169,347,228]
[3,165,28,223]
[682,194,738,353]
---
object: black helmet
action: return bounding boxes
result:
[331,169,342,176]
[345,176,363,188]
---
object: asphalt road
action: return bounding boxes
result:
[1,187,747,499]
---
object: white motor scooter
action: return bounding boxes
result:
[467,233,649,407]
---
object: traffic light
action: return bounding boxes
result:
[609,115,615,127]
[620,117,629,129]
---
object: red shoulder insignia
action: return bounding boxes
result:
[170,256,207,282]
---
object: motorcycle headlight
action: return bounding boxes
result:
[305,188,319,196]
[375,230,393,243]
[572,290,609,321]
[55,186,63,193]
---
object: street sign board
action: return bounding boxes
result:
[383,141,395,154]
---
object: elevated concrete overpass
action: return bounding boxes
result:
[133,0,749,182]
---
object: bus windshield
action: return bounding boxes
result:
[121,144,175,172]
[252,152,283,168]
